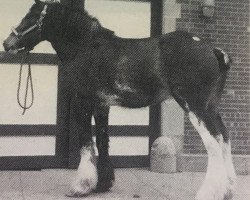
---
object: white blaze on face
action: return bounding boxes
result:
[68,145,98,196]
[189,112,234,200]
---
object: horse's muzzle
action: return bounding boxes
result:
[3,40,10,52]
[3,35,20,53]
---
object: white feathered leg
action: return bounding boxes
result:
[66,144,98,197]
[189,112,231,200]
[222,141,236,199]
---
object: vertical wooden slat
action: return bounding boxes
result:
[150,0,163,36]
[55,63,71,167]
[59,0,86,168]
[149,0,163,152]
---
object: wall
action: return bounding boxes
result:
[176,0,250,155]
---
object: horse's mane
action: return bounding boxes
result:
[42,3,114,61]
[45,3,114,44]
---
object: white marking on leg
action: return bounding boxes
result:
[192,36,201,41]
[114,80,136,93]
[222,141,237,198]
[189,112,230,200]
[67,145,98,197]
[97,91,120,106]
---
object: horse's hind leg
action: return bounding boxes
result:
[216,114,236,197]
[66,96,98,197]
[172,88,235,200]
[189,108,235,200]
[94,105,115,192]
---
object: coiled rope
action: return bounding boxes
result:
[17,52,34,115]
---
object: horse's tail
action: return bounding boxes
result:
[206,48,232,107]
[213,47,232,72]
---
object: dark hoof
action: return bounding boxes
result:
[94,180,114,193]
[96,160,115,193]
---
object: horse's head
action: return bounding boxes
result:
[3,0,58,53]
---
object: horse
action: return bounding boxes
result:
[3,0,236,199]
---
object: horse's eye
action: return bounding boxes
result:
[25,13,38,21]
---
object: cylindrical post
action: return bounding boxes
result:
[150,0,184,174]
[160,0,184,155]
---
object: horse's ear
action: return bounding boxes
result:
[90,19,100,33]
[35,0,42,5]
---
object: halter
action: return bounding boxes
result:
[12,4,48,114]
[11,5,48,39]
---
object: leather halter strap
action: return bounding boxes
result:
[11,5,48,38]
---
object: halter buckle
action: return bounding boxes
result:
[41,5,48,16]
[11,27,19,36]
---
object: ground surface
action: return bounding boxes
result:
[0,168,249,200]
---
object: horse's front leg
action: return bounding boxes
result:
[94,105,115,192]
[66,96,98,197]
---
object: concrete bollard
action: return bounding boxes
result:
[150,136,177,173]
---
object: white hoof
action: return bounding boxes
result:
[195,175,234,200]
[222,141,237,195]
[225,175,236,200]
[66,175,97,197]
[196,188,226,200]
[66,145,98,197]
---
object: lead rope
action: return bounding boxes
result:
[17,52,34,115]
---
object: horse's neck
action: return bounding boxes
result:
[46,6,93,62]
[51,40,79,63]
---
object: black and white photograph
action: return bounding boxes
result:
[0,0,249,199]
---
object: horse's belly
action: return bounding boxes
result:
[97,88,172,108]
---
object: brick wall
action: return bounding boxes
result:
[176,0,250,154]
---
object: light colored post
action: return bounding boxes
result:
[150,0,183,173]
[161,0,184,155]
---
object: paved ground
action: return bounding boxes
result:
[0,168,249,200]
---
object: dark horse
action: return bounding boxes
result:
[3,0,236,199]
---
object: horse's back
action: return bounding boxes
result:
[95,31,221,108]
